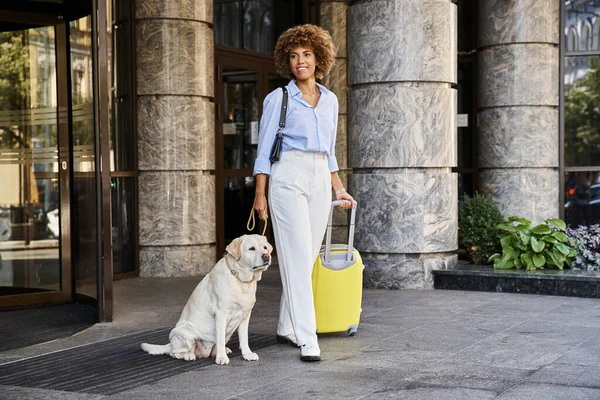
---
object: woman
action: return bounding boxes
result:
[253,24,356,362]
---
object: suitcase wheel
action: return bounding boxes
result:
[348,325,358,337]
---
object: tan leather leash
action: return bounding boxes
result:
[247,208,268,236]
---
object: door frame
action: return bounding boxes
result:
[214,48,279,257]
[0,21,73,308]
[0,3,112,321]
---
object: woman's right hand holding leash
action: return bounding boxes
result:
[254,174,269,221]
[253,193,268,221]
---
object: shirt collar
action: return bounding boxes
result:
[287,80,330,98]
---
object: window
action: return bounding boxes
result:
[563,1,600,227]
[582,22,592,50]
[214,0,306,54]
[567,28,577,51]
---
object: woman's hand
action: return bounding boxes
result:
[253,193,269,220]
[336,191,357,209]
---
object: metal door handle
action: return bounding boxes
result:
[61,161,67,170]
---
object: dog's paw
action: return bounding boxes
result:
[226,347,232,355]
[242,352,259,361]
[215,354,230,365]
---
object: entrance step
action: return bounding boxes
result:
[433,264,600,298]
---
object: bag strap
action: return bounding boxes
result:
[278,87,288,129]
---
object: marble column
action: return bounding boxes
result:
[477,0,560,224]
[136,0,215,277]
[320,0,349,243]
[348,0,458,289]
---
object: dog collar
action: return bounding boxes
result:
[224,253,250,283]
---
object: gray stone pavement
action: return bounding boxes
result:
[2,266,600,399]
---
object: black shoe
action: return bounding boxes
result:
[276,334,300,348]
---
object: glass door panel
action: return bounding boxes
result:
[216,55,287,255]
[221,67,262,246]
[70,16,98,299]
[0,26,62,296]
[224,176,260,245]
[222,67,259,170]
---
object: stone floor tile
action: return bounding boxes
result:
[497,383,600,400]
[451,332,588,370]
[0,385,106,400]
[527,363,600,389]
[398,360,532,393]
[359,387,497,400]
[223,367,399,400]
[554,335,600,367]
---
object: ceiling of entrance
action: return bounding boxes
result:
[0,0,92,31]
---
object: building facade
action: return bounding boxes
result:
[0,0,599,321]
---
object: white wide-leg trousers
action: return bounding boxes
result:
[269,150,331,346]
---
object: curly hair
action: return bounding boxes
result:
[274,24,336,80]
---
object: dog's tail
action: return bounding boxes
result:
[141,342,171,355]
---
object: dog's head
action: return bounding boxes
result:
[226,234,273,282]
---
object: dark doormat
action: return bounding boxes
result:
[0,303,96,352]
[0,328,277,395]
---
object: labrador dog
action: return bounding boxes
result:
[141,234,272,365]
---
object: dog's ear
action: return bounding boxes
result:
[226,236,244,260]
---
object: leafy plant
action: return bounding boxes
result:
[567,224,600,271]
[458,194,504,265]
[489,217,577,271]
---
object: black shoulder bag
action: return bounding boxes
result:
[269,87,288,163]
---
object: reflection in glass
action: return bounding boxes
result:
[215,0,241,48]
[111,0,134,172]
[0,27,61,295]
[70,16,98,297]
[458,173,474,199]
[564,171,600,227]
[112,177,135,274]
[457,63,473,169]
[215,0,277,53]
[222,68,259,170]
[224,177,265,244]
[457,0,475,53]
[564,56,600,167]
[243,0,273,53]
[565,1,600,52]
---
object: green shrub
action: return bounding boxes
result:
[458,194,504,265]
[489,217,577,271]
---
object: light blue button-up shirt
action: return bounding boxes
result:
[253,80,339,176]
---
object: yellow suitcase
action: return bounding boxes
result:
[312,201,363,336]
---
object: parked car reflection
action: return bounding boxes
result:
[565,172,600,227]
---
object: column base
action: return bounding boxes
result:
[362,252,458,289]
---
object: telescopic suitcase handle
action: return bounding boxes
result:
[324,200,356,265]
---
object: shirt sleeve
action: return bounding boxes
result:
[253,90,283,176]
[328,96,340,173]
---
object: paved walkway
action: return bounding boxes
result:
[2,267,600,399]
